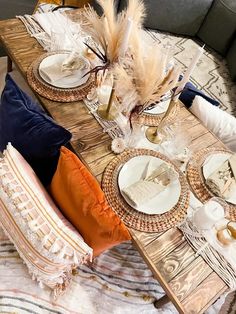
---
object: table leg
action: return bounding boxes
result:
[7,55,12,73]
[153,294,170,309]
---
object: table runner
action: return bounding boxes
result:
[179,194,236,290]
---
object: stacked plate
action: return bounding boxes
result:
[118,155,181,215]
[186,148,236,220]
[38,53,90,89]
[27,51,95,102]
[102,149,190,232]
[203,153,236,205]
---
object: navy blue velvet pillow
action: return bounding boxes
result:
[0,74,72,185]
[179,81,220,108]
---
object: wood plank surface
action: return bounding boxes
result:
[169,256,213,301]
[156,241,196,282]
[182,272,227,314]
[0,17,229,314]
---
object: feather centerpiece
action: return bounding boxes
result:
[83,0,146,71]
[83,0,180,126]
[114,40,181,116]
[82,0,146,120]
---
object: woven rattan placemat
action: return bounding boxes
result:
[102,149,190,232]
[186,147,236,220]
[136,101,180,127]
[27,51,95,102]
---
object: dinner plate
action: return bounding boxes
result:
[118,155,181,215]
[38,53,90,89]
[203,153,236,205]
[143,92,171,115]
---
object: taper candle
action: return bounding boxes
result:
[174,45,205,101]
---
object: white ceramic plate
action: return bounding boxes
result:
[118,155,181,215]
[203,153,236,205]
[39,53,90,89]
[143,92,171,115]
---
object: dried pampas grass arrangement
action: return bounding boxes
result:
[114,41,181,115]
[83,0,145,67]
[133,45,180,111]
[83,0,180,118]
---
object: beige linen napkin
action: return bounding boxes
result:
[122,162,178,207]
[40,61,73,83]
[61,52,87,72]
[122,180,165,207]
[206,154,236,198]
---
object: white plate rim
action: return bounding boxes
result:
[38,53,90,89]
[118,155,181,215]
[203,152,236,205]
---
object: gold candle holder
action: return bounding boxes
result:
[145,127,163,144]
[145,99,177,144]
[97,87,118,121]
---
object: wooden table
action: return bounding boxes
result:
[0,17,229,314]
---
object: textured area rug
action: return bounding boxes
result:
[219,292,236,314]
[146,30,236,117]
[0,227,176,314]
[0,23,236,313]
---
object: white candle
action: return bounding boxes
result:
[193,200,225,230]
[120,17,133,56]
[174,45,205,100]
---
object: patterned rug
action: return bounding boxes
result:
[0,227,175,314]
[146,29,236,117]
[219,292,236,314]
[0,12,236,314]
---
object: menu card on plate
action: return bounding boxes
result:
[122,162,178,207]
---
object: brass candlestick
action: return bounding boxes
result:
[145,126,163,144]
[145,99,177,144]
[97,87,118,121]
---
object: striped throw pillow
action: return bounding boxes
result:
[0,143,93,298]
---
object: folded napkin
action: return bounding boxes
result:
[40,61,73,83]
[122,180,165,207]
[62,52,88,72]
[206,154,236,198]
[122,162,178,207]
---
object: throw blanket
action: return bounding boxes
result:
[0,226,176,314]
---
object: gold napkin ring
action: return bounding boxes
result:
[226,220,236,239]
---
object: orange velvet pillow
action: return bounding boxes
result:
[50,146,130,256]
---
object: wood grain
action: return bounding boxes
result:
[156,241,196,282]
[130,229,164,247]
[182,272,227,314]
[145,228,184,264]
[169,256,213,301]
